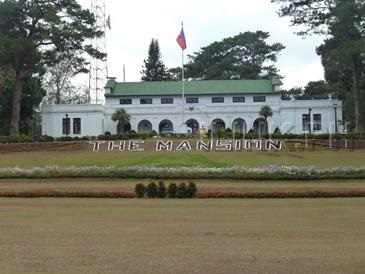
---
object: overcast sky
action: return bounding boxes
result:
[79,0,326,89]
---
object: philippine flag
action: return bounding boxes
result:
[176,27,187,50]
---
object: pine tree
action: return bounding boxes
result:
[141,39,169,81]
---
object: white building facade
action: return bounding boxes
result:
[41,79,343,137]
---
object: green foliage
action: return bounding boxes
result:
[0,134,33,144]
[168,67,183,81]
[141,39,169,81]
[135,183,146,198]
[175,182,198,198]
[281,81,332,100]
[149,130,158,137]
[187,181,198,198]
[186,31,284,80]
[157,181,167,198]
[259,105,273,121]
[145,181,159,198]
[112,109,131,134]
[272,0,365,130]
[281,87,302,100]
[167,183,178,198]
[133,181,194,198]
[111,108,131,124]
[0,0,104,135]
[271,0,335,35]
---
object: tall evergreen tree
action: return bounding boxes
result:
[272,0,365,130]
[0,0,105,135]
[141,39,169,81]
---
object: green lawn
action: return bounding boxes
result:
[0,141,364,168]
[1,198,365,273]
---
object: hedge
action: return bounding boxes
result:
[1,165,365,180]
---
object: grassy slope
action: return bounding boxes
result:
[1,198,365,273]
[0,141,364,168]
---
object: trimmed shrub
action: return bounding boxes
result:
[157,181,167,198]
[149,130,158,137]
[135,183,146,198]
[145,181,159,198]
[35,135,54,142]
[127,130,139,139]
[57,136,73,141]
[186,181,198,198]
[167,183,178,198]
[176,183,187,198]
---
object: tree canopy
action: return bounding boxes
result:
[281,81,333,100]
[0,0,104,135]
[185,31,285,80]
[272,0,365,130]
[111,108,131,124]
[141,39,169,81]
[259,105,273,121]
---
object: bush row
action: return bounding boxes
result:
[1,165,365,180]
[1,131,365,144]
[135,181,198,198]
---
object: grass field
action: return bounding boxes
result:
[1,198,365,273]
[0,141,365,168]
[1,141,365,273]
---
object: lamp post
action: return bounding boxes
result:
[211,121,216,144]
[333,103,338,134]
[65,114,69,136]
[308,108,312,134]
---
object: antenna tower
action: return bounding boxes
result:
[89,0,108,104]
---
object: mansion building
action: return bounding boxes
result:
[41,78,343,137]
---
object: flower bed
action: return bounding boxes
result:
[0,165,365,180]
[0,190,135,198]
[197,190,365,199]
[1,190,364,199]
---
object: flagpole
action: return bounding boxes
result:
[182,47,185,133]
[177,22,186,134]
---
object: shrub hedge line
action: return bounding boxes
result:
[1,131,365,144]
[135,181,197,198]
[1,190,364,198]
[1,165,365,180]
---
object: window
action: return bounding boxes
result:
[313,114,322,130]
[212,97,224,103]
[253,96,266,102]
[120,99,132,105]
[186,97,199,104]
[302,114,310,131]
[161,98,173,104]
[62,117,70,135]
[73,118,81,134]
[140,98,152,104]
[232,96,245,103]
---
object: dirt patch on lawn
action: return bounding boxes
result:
[0,142,85,153]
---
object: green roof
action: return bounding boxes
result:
[105,79,281,97]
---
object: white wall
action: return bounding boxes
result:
[41,95,343,137]
[41,104,105,137]
[104,94,281,134]
[279,99,342,134]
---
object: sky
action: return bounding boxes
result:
[79,0,326,89]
